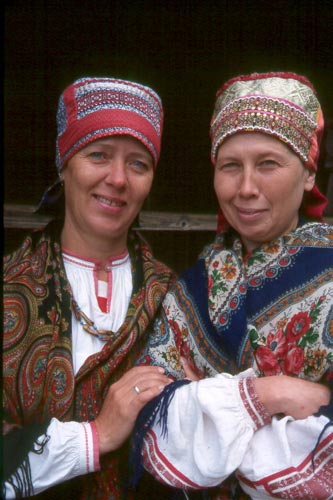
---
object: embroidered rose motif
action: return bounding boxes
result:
[281,345,305,375]
[255,345,281,376]
[285,312,311,342]
[266,329,288,359]
[252,328,288,376]
[252,296,330,379]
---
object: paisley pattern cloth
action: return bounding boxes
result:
[139,221,333,499]
[3,220,176,499]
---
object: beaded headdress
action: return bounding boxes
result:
[210,72,327,226]
[56,77,163,172]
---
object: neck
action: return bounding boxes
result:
[61,221,128,268]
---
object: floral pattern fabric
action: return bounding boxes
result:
[206,229,333,381]
[3,220,176,499]
[141,221,333,499]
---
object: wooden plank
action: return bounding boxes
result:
[4,204,332,231]
[138,211,217,231]
[4,204,217,231]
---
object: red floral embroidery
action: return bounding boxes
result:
[252,297,329,378]
[281,345,305,375]
[255,345,281,376]
[285,312,311,342]
[266,329,288,358]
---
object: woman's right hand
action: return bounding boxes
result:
[254,375,330,419]
[94,365,172,455]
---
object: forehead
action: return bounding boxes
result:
[217,132,300,158]
[84,135,151,153]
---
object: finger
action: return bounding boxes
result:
[127,365,166,377]
[130,374,172,397]
[116,365,167,389]
[133,383,169,406]
[181,356,199,381]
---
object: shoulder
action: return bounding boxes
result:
[129,229,177,286]
[3,222,62,279]
[288,221,333,248]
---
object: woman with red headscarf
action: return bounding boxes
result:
[3,77,176,499]
[133,73,333,499]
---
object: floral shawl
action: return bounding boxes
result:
[138,220,333,499]
[3,220,176,499]
[145,221,333,382]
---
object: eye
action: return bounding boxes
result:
[88,151,107,162]
[129,158,152,173]
[258,159,279,168]
[216,162,240,172]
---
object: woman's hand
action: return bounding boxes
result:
[254,375,330,419]
[181,356,200,381]
[95,365,172,454]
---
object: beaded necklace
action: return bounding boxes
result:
[65,243,138,343]
[71,298,118,342]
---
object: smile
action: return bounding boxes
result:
[94,195,125,207]
[237,207,266,215]
[236,207,267,221]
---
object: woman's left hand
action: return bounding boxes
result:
[94,365,172,454]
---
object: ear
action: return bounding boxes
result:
[304,169,316,192]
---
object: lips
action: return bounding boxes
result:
[237,207,266,215]
[93,194,126,207]
[235,206,268,221]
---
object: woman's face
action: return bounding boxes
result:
[61,135,154,255]
[214,132,315,252]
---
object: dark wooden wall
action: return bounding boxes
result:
[5,0,333,272]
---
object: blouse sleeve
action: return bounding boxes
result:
[4,418,100,498]
[237,413,333,499]
[141,370,271,490]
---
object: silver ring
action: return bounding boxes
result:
[133,385,140,395]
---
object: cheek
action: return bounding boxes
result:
[214,175,232,202]
[138,176,154,200]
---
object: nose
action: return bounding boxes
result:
[104,159,127,188]
[238,166,260,197]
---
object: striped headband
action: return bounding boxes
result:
[56,77,163,172]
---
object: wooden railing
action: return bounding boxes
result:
[4,204,333,231]
[3,204,218,231]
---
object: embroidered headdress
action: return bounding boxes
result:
[56,77,163,172]
[210,72,327,226]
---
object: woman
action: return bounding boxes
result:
[134,72,333,499]
[3,77,176,499]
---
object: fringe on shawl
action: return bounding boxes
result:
[128,379,191,488]
[2,422,50,498]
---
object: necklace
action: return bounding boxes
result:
[71,298,117,342]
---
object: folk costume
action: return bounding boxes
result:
[3,77,176,499]
[3,222,175,499]
[134,73,333,500]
